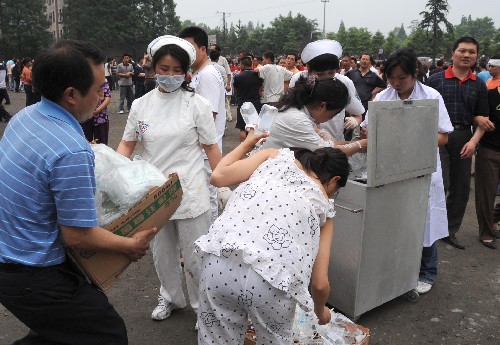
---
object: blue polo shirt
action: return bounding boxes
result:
[0,98,98,266]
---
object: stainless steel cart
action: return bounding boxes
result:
[327,99,439,319]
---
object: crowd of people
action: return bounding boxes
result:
[0,29,499,345]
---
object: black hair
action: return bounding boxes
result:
[383,48,417,79]
[21,57,31,67]
[307,54,339,72]
[436,59,444,67]
[293,147,350,187]
[275,76,350,113]
[211,43,221,52]
[287,53,297,61]
[360,53,372,60]
[255,56,263,63]
[122,53,131,58]
[32,40,105,103]
[479,60,487,69]
[152,44,193,92]
[209,49,221,62]
[263,52,274,63]
[107,57,113,63]
[452,36,479,53]
[239,56,252,68]
[178,26,208,50]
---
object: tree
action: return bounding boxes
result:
[63,0,181,56]
[0,0,53,57]
[371,31,385,58]
[418,0,454,62]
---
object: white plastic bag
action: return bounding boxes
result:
[92,144,167,226]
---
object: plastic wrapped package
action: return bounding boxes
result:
[92,144,167,226]
[241,102,278,134]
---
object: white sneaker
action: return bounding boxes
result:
[118,110,124,114]
[415,280,433,294]
[151,295,176,321]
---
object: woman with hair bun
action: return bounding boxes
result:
[195,130,349,344]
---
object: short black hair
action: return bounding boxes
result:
[436,59,444,67]
[263,52,274,63]
[240,56,252,68]
[307,54,339,72]
[210,43,221,52]
[178,26,208,50]
[383,48,417,78]
[122,53,131,58]
[452,36,479,53]
[32,40,105,103]
[209,49,221,62]
[287,53,297,61]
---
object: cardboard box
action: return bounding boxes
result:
[68,173,183,291]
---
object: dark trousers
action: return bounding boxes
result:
[2,87,10,103]
[0,88,11,121]
[0,261,127,345]
[134,79,146,99]
[419,242,438,284]
[106,76,114,90]
[439,128,473,238]
[145,79,156,93]
[119,85,133,111]
[474,144,500,241]
[81,120,110,145]
[24,84,35,107]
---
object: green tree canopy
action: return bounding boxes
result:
[418,0,454,62]
[0,0,53,57]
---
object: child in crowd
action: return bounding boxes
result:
[81,81,111,145]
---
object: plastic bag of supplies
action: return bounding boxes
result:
[92,144,167,226]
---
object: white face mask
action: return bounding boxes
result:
[156,74,185,92]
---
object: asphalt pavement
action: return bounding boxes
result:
[0,90,499,345]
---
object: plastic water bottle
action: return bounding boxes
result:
[294,309,316,341]
[240,102,259,128]
[257,104,278,134]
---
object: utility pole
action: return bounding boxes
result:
[216,11,229,47]
[321,0,329,39]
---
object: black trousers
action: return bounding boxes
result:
[439,128,473,238]
[0,88,11,120]
[0,260,127,345]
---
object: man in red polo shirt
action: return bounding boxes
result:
[428,36,492,249]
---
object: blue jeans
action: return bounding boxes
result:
[119,85,134,111]
[419,242,437,284]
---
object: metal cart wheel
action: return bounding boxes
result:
[404,289,420,303]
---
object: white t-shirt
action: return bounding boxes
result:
[261,107,333,151]
[190,62,226,152]
[195,148,335,311]
[364,81,453,246]
[289,71,365,141]
[122,88,217,219]
[257,64,293,103]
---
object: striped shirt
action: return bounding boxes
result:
[0,98,98,267]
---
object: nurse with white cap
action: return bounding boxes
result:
[289,39,365,143]
[116,35,222,323]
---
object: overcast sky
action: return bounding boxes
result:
[175,0,499,36]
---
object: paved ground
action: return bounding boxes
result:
[1,90,499,345]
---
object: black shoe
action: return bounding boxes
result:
[441,236,465,249]
[480,240,496,249]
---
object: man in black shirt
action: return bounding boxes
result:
[233,56,263,142]
[345,53,386,119]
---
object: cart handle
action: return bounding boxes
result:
[335,204,364,213]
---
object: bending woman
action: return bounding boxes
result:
[117,35,222,322]
[195,130,349,344]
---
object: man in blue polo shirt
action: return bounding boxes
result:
[428,36,492,250]
[0,40,158,345]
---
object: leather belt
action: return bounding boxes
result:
[452,124,471,130]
